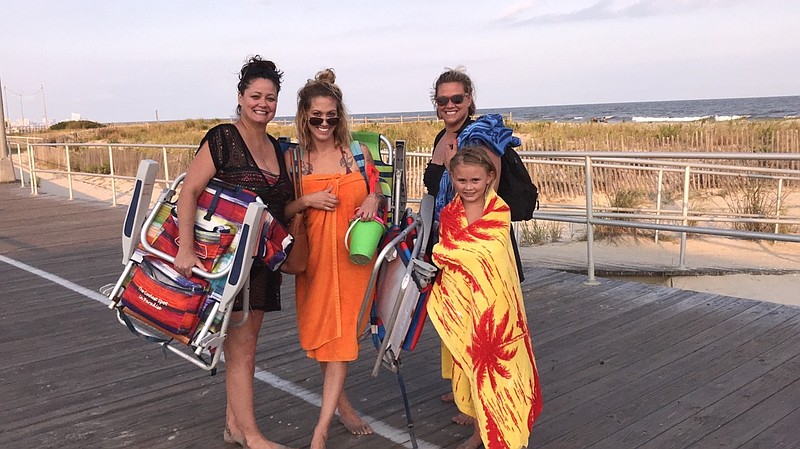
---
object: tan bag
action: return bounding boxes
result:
[280,146,308,274]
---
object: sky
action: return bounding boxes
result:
[1,0,798,124]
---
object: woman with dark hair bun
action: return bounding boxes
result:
[174,55,295,449]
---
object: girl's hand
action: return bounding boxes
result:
[304,186,339,212]
[354,193,383,221]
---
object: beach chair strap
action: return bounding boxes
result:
[204,188,223,221]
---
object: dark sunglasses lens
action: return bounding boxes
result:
[435,95,465,106]
[309,117,339,126]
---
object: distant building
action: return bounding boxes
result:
[71,113,81,121]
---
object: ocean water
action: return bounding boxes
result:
[351,95,799,124]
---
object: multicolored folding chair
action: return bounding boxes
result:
[104,160,272,373]
[358,194,436,374]
[357,187,436,448]
[350,131,410,226]
[351,131,394,198]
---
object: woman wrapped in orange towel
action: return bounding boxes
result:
[283,69,385,449]
[428,147,543,449]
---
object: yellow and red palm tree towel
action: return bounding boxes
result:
[428,190,543,449]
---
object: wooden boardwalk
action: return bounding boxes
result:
[1,183,799,449]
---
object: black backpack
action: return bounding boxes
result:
[497,146,539,221]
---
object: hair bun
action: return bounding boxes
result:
[261,59,277,72]
[314,68,336,84]
[240,55,278,78]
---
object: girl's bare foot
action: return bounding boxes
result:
[441,391,455,402]
[455,430,483,449]
[452,412,475,426]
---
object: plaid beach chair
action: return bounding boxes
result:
[104,160,279,373]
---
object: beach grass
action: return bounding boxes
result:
[18,118,800,204]
[23,117,800,153]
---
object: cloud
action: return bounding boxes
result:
[495,0,540,21]
[501,0,749,26]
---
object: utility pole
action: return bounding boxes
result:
[2,84,8,127]
[18,91,24,126]
[41,84,49,125]
[0,74,16,182]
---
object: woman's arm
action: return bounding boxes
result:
[282,149,339,218]
[173,143,217,277]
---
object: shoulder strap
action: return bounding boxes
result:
[350,140,367,174]
[349,141,371,191]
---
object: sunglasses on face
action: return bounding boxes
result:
[308,116,340,127]
[434,94,467,106]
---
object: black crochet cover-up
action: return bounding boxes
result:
[200,123,295,311]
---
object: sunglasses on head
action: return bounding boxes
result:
[434,94,467,106]
[308,116,341,127]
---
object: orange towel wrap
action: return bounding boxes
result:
[295,171,372,362]
[429,190,543,449]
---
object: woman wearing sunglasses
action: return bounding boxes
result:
[175,56,295,449]
[285,68,383,449]
[424,66,478,219]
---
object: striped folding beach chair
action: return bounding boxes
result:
[103,160,278,373]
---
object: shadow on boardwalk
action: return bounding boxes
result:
[1,184,799,449]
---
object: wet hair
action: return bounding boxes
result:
[295,68,352,152]
[235,55,283,116]
[449,146,496,181]
[431,66,477,117]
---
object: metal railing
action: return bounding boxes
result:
[18,142,195,206]
[9,141,800,283]
[514,151,800,283]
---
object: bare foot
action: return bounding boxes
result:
[233,432,295,449]
[338,412,373,435]
[224,424,243,445]
[451,412,475,426]
[309,426,328,449]
[441,391,455,402]
[455,430,484,449]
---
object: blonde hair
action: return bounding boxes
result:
[449,146,496,181]
[295,68,352,152]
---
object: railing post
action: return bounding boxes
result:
[162,146,170,183]
[655,169,663,243]
[15,143,25,188]
[775,178,784,236]
[108,145,117,207]
[64,144,74,200]
[28,144,37,195]
[679,165,690,269]
[584,156,599,285]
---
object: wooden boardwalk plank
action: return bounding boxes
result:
[2,184,800,449]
